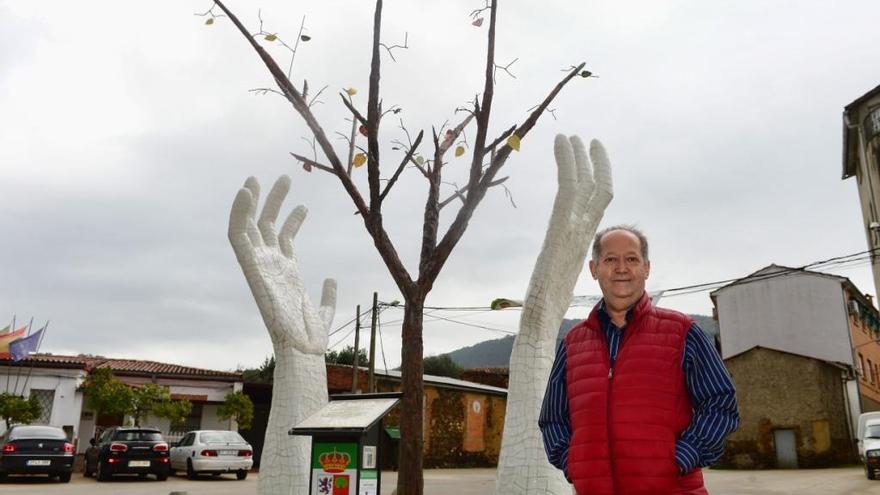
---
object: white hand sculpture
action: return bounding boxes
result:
[495,135,613,495]
[229,175,336,495]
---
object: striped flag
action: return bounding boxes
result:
[0,326,27,358]
[0,325,8,335]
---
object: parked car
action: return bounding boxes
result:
[169,430,253,480]
[83,426,170,481]
[0,425,75,482]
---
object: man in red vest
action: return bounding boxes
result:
[539,226,739,495]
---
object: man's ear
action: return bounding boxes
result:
[589,259,598,280]
[645,260,651,279]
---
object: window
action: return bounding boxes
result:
[28,389,54,424]
[860,354,866,380]
[170,403,202,436]
[870,359,876,384]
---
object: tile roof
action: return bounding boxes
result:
[1,354,241,380]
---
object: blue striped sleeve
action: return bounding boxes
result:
[675,323,740,473]
[539,338,572,481]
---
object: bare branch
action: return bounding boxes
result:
[379,32,409,62]
[290,152,337,175]
[340,94,368,126]
[465,0,498,196]
[486,124,517,152]
[211,0,369,220]
[438,176,508,210]
[438,113,475,156]
[308,84,328,108]
[366,0,384,214]
[380,130,424,202]
[493,57,518,82]
[248,87,286,98]
[469,0,491,19]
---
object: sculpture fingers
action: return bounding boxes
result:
[279,205,309,259]
[569,135,596,201]
[242,177,264,248]
[300,297,329,354]
[553,134,577,189]
[587,139,614,210]
[319,278,337,330]
[258,175,291,248]
[229,187,260,256]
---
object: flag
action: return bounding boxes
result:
[9,328,43,362]
[0,325,9,336]
[0,326,27,357]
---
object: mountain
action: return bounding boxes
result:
[445,315,718,369]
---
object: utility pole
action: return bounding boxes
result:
[352,304,361,393]
[368,292,378,392]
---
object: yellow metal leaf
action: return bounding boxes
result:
[507,134,521,152]
[345,88,358,97]
[353,153,367,168]
[264,34,278,42]
[415,156,425,166]
[455,146,465,157]
[205,18,214,25]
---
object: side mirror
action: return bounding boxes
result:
[89,438,96,446]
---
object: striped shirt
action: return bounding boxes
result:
[538,303,740,480]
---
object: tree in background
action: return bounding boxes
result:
[209,0,589,491]
[218,391,255,430]
[422,355,463,379]
[0,393,42,430]
[241,355,275,384]
[80,368,134,422]
[325,345,370,368]
[80,368,193,428]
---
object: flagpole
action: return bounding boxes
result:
[12,317,33,396]
[20,321,49,398]
[5,315,15,394]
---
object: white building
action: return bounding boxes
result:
[0,354,243,453]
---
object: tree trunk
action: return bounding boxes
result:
[397,296,425,495]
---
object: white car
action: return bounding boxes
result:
[169,430,253,480]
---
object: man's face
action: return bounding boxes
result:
[588,230,650,312]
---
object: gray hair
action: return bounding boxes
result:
[591,225,649,262]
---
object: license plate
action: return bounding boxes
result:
[26,459,51,466]
[128,460,151,467]
[219,450,236,456]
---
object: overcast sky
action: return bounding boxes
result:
[2,0,879,372]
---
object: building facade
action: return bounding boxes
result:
[0,354,242,454]
[842,84,880,297]
[711,265,880,468]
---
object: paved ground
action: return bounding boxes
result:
[0,466,876,494]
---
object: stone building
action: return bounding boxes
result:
[711,265,880,468]
[243,363,507,469]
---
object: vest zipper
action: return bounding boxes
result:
[607,364,619,495]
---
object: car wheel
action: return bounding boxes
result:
[0,472,7,482]
[58,472,72,483]
[83,460,93,478]
[156,471,168,481]
[186,459,197,480]
[236,469,248,480]
[96,460,109,481]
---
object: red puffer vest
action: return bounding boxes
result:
[565,293,707,495]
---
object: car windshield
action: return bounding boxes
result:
[200,431,246,443]
[10,426,67,440]
[866,425,880,439]
[113,431,162,441]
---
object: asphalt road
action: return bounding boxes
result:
[0,467,876,494]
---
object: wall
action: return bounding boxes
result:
[722,348,856,468]
[0,367,85,441]
[715,270,853,365]
[847,292,880,410]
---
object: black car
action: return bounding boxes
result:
[0,425,75,482]
[83,427,170,481]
